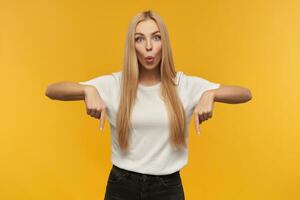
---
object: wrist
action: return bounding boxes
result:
[204,89,217,101]
[83,85,96,95]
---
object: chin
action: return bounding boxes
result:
[144,66,158,70]
[144,62,160,68]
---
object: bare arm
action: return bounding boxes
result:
[210,85,252,104]
[45,81,95,101]
[193,85,252,134]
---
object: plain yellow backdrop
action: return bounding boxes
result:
[0,0,299,200]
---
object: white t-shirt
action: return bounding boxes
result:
[79,70,220,175]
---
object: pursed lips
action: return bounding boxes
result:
[145,56,154,61]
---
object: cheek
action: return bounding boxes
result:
[135,45,143,57]
[155,42,162,51]
[155,45,162,57]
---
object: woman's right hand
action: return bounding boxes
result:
[83,85,106,131]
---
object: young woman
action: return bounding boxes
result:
[46,10,252,200]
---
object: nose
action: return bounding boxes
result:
[145,39,152,51]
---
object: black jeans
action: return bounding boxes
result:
[104,165,185,200]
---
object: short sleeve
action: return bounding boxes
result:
[78,74,116,106]
[179,71,220,109]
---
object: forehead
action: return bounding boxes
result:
[135,19,160,34]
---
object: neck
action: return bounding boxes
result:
[138,65,161,85]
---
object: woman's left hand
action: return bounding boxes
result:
[194,90,216,135]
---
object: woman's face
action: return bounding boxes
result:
[134,19,162,70]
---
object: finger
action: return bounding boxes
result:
[86,106,92,115]
[194,112,200,135]
[99,108,106,131]
[203,111,209,121]
[95,110,101,119]
[208,111,212,119]
[90,109,97,118]
[85,101,90,114]
[87,109,94,116]
[199,113,204,124]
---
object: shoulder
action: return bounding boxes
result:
[175,70,197,86]
[111,70,122,82]
[177,71,213,83]
[79,70,122,87]
[93,70,121,83]
[175,70,184,85]
[176,71,220,91]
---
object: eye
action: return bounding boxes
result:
[153,35,161,41]
[135,37,143,42]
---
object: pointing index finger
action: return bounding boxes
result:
[99,108,106,131]
[194,112,201,135]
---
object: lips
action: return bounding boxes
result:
[145,56,154,59]
[145,56,154,62]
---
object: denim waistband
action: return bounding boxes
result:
[112,164,180,178]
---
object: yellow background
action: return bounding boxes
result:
[1,0,299,199]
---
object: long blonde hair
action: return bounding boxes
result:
[116,10,187,154]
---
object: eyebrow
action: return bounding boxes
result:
[134,31,160,36]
